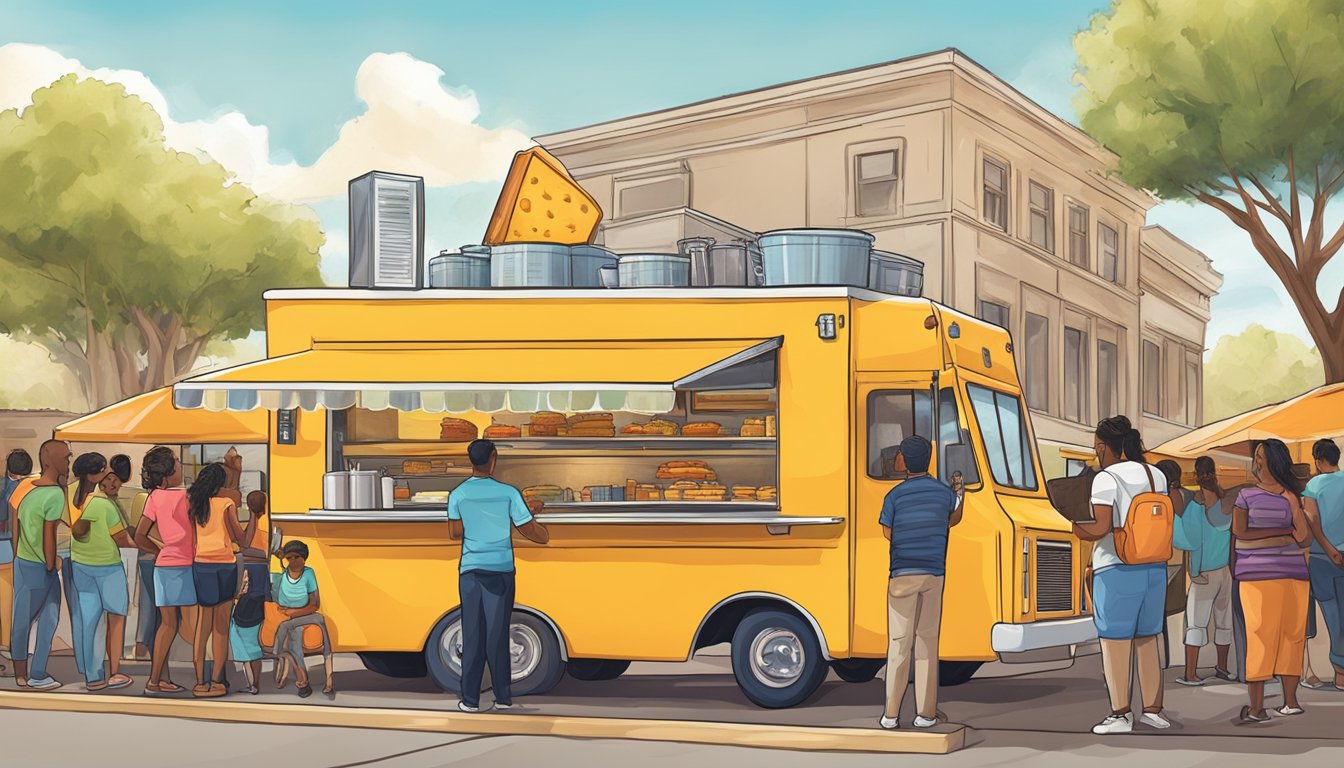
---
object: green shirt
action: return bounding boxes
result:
[71,497,126,567]
[16,486,66,564]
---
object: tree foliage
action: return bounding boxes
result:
[0,75,323,408]
[1203,324,1323,421]
[1074,0,1344,381]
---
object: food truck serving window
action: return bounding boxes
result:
[966,383,1039,491]
[867,390,933,480]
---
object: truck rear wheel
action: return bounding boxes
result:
[425,609,566,697]
[938,661,982,686]
[730,608,827,709]
[358,651,427,678]
[830,658,884,683]
[566,658,631,681]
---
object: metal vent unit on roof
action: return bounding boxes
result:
[349,171,425,289]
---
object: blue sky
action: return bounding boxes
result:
[3,0,1333,351]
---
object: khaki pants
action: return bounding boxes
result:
[884,574,944,719]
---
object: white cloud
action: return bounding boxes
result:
[0,44,530,202]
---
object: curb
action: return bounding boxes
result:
[0,691,968,754]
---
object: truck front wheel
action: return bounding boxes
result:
[425,609,566,697]
[938,661,983,686]
[829,658,885,683]
[730,608,828,708]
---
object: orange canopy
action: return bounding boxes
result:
[1153,383,1344,459]
[54,387,268,444]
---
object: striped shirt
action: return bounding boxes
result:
[878,475,957,577]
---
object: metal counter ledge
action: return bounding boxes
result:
[272,506,842,533]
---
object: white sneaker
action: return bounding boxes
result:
[1091,713,1134,734]
[1139,711,1171,729]
[457,701,482,713]
[24,676,62,691]
[913,715,941,729]
[878,716,899,730]
[493,702,516,710]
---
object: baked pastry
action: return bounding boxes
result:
[758,486,778,502]
[740,417,767,438]
[643,418,680,436]
[620,423,644,435]
[531,411,568,427]
[523,485,565,503]
[484,422,523,439]
[568,412,614,426]
[765,415,777,437]
[684,484,727,501]
[440,417,478,442]
[681,422,722,437]
[402,460,432,475]
[528,424,561,437]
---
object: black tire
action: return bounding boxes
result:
[730,608,828,709]
[566,658,631,681]
[938,660,983,686]
[424,609,566,697]
[358,651,428,678]
[829,658,884,683]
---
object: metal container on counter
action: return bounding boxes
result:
[349,469,381,510]
[381,476,395,509]
[617,254,691,288]
[757,228,874,287]
[428,250,490,288]
[323,471,349,510]
[598,264,619,288]
[570,245,619,287]
[868,250,924,297]
[693,241,765,287]
[490,243,572,287]
[678,237,715,285]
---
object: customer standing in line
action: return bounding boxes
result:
[1303,438,1344,690]
[187,463,247,698]
[98,454,135,670]
[11,440,72,690]
[1072,416,1171,735]
[132,446,197,696]
[1,448,34,661]
[877,434,964,731]
[1164,457,1235,685]
[1225,439,1312,723]
[68,452,135,691]
[447,439,550,713]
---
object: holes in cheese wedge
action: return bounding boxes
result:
[563,194,572,203]
[580,204,589,213]
[519,198,532,213]
[530,176,538,184]
[546,210,554,219]
[542,191,552,201]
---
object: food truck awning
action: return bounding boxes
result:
[172,338,782,414]
[54,386,269,444]
[1153,383,1344,458]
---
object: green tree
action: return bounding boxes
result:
[1074,0,1344,381]
[1203,324,1323,421]
[0,75,323,408]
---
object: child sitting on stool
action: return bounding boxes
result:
[272,540,334,697]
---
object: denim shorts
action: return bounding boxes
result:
[153,565,197,607]
[72,562,129,615]
[1092,563,1167,640]
[193,562,239,607]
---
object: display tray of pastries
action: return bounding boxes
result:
[655,460,717,481]
[483,420,522,439]
[439,417,479,442]
[402,459,458,475]
[522,484,565,503]
[730,485,758,501]
[681,421,722,437]
[739,417,767,437]
[757,485,778,502]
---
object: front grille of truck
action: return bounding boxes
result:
[1035,539,1074,613]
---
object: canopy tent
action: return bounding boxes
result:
[1153,383,1344,459]
[54,386,269,444]
[172,338,782,415]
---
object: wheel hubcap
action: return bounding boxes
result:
[749,628,806,688]
[442,620,543,683]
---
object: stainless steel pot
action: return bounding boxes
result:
[757,228,874,287]
[490,243,572,287]
[693,241,765,287]
[349,470,381,510]
[323,471,349,510]
[617,254,691,287]
[598,264,619,288]
[570,245,619,287]
[429,250,490,288]
[869,250,924,297]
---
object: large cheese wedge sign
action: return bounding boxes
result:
[483,147,602,245]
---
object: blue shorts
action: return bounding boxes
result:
[193,562,239,607]
[229,621,264,662]
[71,562,129,615]
[153,565,197,608]
[1093,563,1167,640]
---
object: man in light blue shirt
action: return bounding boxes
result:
[447,439,549,712]
[1167,457,1233,686]
[1305,438,1344,688]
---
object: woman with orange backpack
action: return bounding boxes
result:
[1072,416,1174,736]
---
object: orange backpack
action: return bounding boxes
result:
[1107,464,1174,565]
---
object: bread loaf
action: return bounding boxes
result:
[681,422,722,437]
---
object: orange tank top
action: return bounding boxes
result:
[194,497,236,564]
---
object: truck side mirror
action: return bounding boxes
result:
[944,443,974,484]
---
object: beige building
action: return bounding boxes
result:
[537,48,1222,475]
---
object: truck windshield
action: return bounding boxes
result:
[966,383,1039,491]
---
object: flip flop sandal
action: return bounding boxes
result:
[85,682,109,692]
[298,683,313,698]
[323,687,335,698]
[193,683,227,699]
[1238,706,1271,724]
[106,675,134,690]
[1276,706,1305,716]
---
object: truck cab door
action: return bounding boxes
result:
[851,374,936,655]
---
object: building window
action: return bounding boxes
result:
[1185,360,1200,426]
[1067,205,1089,268]
[1024,312,1049,412]
[616,174,689,218]
[1142,340,1162,417]
[1098,339,1118,419]
[1064,326,1089,424]
[983,157,1009,231]
[1099,223,1120,283]
[867,389,933,479]
[978,300,1010,330]
[1028,182,1054,253]
[855,150,899,217]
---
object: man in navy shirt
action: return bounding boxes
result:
[878,435,964,730]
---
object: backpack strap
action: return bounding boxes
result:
[1143,463,1157,494]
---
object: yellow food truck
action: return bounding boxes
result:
[169,286,1095,708]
